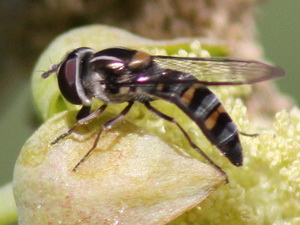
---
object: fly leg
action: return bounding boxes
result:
[144,101,228,181]
[72,101,134,171]
[51,104,108,145]
[239,131,259,137]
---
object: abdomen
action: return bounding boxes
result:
[147,81,243,166]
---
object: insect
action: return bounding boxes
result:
[42,46,284,174]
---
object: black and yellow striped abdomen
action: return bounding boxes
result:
[147,81,243,166]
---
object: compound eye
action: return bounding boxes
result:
[57,55,82,104]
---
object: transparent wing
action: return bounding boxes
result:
[151,55,284,85]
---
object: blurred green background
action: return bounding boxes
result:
[257,0,300,106]
[0,0,299,203]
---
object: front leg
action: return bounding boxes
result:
[51,104,108,145]
[72,101,134,171]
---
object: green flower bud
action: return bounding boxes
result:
[13,111,225,224]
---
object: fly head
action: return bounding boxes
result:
[42,47,95,106]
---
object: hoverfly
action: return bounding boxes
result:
[42,47,284,174]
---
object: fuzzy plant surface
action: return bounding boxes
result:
[12,25,300,224]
